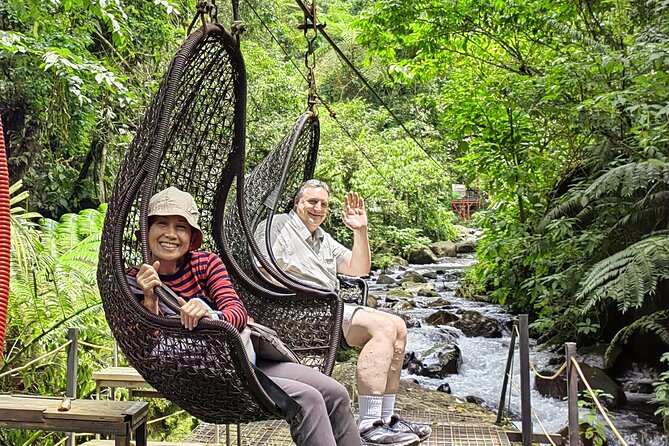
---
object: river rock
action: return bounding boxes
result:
[376,273,397,285]
[535,364,626,408]
[404,345,462,378]
[577,343,614,370]
[430,241,457,257]
[406,244,439,264]
[402,282,438,297]
[402,316,421,328]
[425,310,459,326]
[427,297,452,308]
[422,271,438,280]
[466,395,485,406]
[392,300,414,312]
[399,271,427,283]
[366,292,378,308]
[455,240,477,253]
[452,310,503,338]
[437,383,452,393]
[386,289,413,300]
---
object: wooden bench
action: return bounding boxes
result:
[93,367,163,399]
[0,394,148,446]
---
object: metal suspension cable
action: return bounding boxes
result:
[242,0,401,192]
[293,0,446,173]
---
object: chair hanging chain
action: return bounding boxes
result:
[187,0,219,35]
[301,0,320,111]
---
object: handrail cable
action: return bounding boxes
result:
[78,340,113,351]
[242,0,402,192]
[293,0,446,173]
[148,409,186,425]
[509,378,558,446]
[0,340,72,379]
[513,324,568,380]
[571,358,630,446]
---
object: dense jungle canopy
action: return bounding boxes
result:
[2,0,669,441]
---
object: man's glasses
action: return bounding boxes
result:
[303,198,330,209]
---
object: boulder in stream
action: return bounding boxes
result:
[404,344,462,379]
[406,244,439,264]
[425,310,459,325]
[399,270,427,283]
[452,310,504,338]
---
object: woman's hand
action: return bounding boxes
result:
[175,296,213,330]
[136,261,161,314]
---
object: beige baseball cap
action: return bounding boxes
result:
[148,187,203,250]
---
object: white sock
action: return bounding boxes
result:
[358,395,383,431]
[381,394,396,421]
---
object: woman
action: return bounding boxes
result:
[128,187,362,446]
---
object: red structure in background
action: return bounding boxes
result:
[451,198,481,220]
[0,115,9,357]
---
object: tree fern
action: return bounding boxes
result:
[584,160,669,200]
[578,235,669,312]
[5,191,108,372]
[606,310,669,361]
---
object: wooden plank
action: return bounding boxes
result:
[0,395,148,423]
[93,367,147,383]
[505,430,565,445]
[94,367,156,390]
[0,406,45,423]
[129,389,164,399]
[45,400,147,422]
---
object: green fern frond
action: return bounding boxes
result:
[75,208,105,239]
[578,235,669,312]
[585,160,669,200]
[606,310,669,361]
[538,199,584,232]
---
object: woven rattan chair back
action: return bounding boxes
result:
[223,112,343,373]
[97,24,281,424]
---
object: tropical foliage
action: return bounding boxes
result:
[4,0,669,438]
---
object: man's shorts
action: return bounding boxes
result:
[342,303,375,341]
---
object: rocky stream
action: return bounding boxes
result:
[366,249,668,446]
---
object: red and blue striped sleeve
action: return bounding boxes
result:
[200,252,248,331]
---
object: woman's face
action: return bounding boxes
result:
[148,215,193,264]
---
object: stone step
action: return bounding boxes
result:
[78,441,210,446]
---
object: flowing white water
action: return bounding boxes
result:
[372,257,669,446]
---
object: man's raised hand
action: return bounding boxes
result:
[341,192,368,232]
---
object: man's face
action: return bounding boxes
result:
[295,186,329,233]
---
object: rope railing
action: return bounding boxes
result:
[509,378,558,446]
[78,340,114,351]
[513,324,568,381]
[147,409,186,425]
[571,358,629,446]
[501,317,630,446]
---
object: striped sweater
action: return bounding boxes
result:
[128,250,247,331]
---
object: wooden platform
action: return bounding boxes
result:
[80,441,209,446]
[186,411,518,446]
[0,394,148,446]
[93,366,163,399]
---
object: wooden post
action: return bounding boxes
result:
[519,315,532,446]
[66,328,78,446]
[237,423,241,446]
[496,321,518,425]
[566,342,579,446]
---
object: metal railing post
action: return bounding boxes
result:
[66,328,78,446]
[566,342,579,446]
[519,315,532,446]
[496,320,518,425]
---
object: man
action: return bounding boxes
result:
[255,180,432,446]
